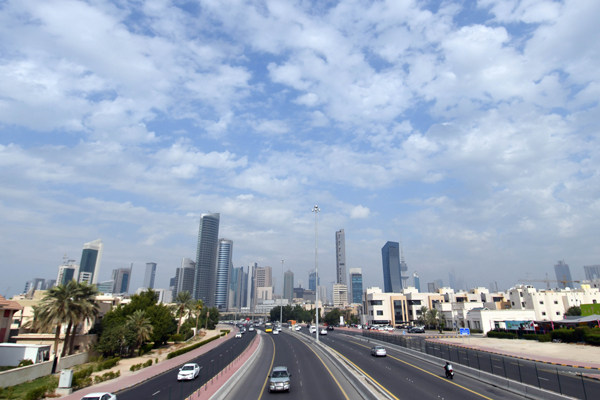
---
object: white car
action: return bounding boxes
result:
[356,325,362,329]
[249,326,255,331]
[371,346,387,357]
[235,332,242,338]
[177,363,200,381]
[294,325,301,331]
[80,394,117,400]
[309,326,317,333]
[384,326,395,331]
[273,329,279,335]
[319,328,327,335]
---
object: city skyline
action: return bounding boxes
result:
[2,1,600,298]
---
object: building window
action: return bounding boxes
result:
[554,301,558,304]
[542,312,546,316]
[594,300,597,304]
[511,301,515,306]
[521,302,525,307]
[556,312,560,315]
[377,310,383,316]
[520,292,523,297]
[539,301,544,305]
[370,300,383,306]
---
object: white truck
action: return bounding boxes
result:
[0,344,51,367]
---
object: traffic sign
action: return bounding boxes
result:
[460,328,470,336]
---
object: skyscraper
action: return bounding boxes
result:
[252,266,273,307]
[399,240,408,289]
[448,269,457,291]
[335,229,347,286]
[333,284,348,307]
[78,239,103,284]
[349,268,362,304]
[554,260,574,289]
[144,262,157,289]
[228,266,247,310]
[193,213,220,306]
[308,270,320,291]
[584,265,600,281]
[174,258,196,298]
[215,239,233,310]
[283,270,294,303]
[57,260,78,286]
[111,264,132,294]
[413,272,420,292]
[381,241,402,293]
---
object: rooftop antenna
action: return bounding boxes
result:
[400,235,405,264]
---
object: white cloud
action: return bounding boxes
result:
[350,205,370,219]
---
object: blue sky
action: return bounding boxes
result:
[1,0,599,299]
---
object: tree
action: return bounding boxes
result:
[323,309,341,326]
[66,282,99,355]
[417,306,428,326]
[127,310,153,355]
[565,306,581,317]
[95,323,137,357]
[172,291,195,334]
[426,308,439,330]
[192,300,204,334]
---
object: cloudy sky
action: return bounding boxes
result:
[1,0,599,299]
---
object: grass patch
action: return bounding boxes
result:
[0,374,58,400]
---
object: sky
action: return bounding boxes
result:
[1,0,599,300]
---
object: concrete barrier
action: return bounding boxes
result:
[0,360,53,387]
[58,352,90,370]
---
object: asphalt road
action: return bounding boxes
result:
[117,329,255,400]
[225,327,366,400]
[299,328,529,400]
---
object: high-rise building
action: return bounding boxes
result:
[144,262,157,289]
[193,213,220,306]
[174,258,195,298]
[448,269,457,291]
[215,239,233,310]
[252,266,273,307]
[308,270,320,291]
[488,281,499,292]
[333,284,347,307]
[57,260,78,286]
[78,239,103,284]
[399,240,408,289]
[584,265,600,281]
[413,272,420,293]
[554,260,574,289]
[382,241,402,293]
[111,264,132,294]
[318,286,327,305]
[349,268,362,304]
[335,229,347,286]
[283,270,294,303]
[97,280,115,293]
[228,266,247,310]
[428,281,441,293]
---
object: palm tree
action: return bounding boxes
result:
[192,300,204,335]
[426,308,439,330]
[66,282,99,355]
[34,283,77,359]
[172,291,195,334]
[418,306,428,327]
[127,309,153,355]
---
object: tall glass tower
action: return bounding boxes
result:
[193,213,220,306]
[309,270,320,291]
[554,260,574,289]
[382,241,402,293]
[284,270,294,302]
[144,262,157,289]
[335,229,347,286]
[79,239,103,284]
[349,268,362,304]
[215,239,233,310]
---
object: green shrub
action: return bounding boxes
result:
[585,333,600,346]
[486,330,517,339]
[171,334,184,343]
[72,366,94,389]
[24,386,47,400]
[538,333,552,342]
[100,357,120,370]
[523,334,537,340]
[18,359,34,368]
[144,359,153,368]
[139,343,154,355]
[130,364,141,371]
[551,328,579,343]
[166,335,221,359]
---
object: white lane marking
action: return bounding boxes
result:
[152,391,160,396]
[539,377,549,381]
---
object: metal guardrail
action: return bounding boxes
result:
[362,330,598,400]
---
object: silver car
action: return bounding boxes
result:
[269,366,292,392]
[80,394,117,400]
[371,346,387,357]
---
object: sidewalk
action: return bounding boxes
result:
[59,326,237,400]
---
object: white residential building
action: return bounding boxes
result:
[333,284,348,308]
[466,308,537,334]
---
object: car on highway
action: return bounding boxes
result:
[177,363,200,381]
[294,325,301,331]
[272,329,279,335]
[371,346,387,357]
[319,328,328,335]
[80,393,117,400]
[309,326,317,333]
[249,326,255,332]
[327,325,334,331]
[235,332,242,338]
[384,326,395,331]
[269,366,292,392]
[409,326,425,333]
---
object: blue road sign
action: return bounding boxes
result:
[460,328,470,336]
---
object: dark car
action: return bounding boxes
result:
[327,325,334,331]
[409,326,425,333]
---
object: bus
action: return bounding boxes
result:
[265,323,273,333]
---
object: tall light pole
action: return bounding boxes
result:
[312,205,320,343]
[280,259,284,326]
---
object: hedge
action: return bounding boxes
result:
[96,357,120,371]
[166,334,221,360]
[523,333,552,342]
[486,331,517,339]
[72,366,94,389]
[25,386,47,400]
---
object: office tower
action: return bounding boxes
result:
[584,265,600,281]
[349,268,363,304]
[78,239,103,284]
[252,266,273,306]
[333,284,348,307]
[43,280,56,290]
[111,264,132,294]
[228,266,247,309]
[174,258,195,298]
[318,286,327,305]
[428,281,441,293]
[399,240,408,289]
[413,272,420,293]
[448,269,457,291]
[335,229,347,286]
[193,213,220,306]
[57,261,78,286]
[435,279,444,288]
[554,260,574,289]
[246,264,256,309]
[381,241,402,293]
[308,270,320,291]
[144,262,157,289]
[283,270,294,303]
[215,239,233,310]
[97,280,115,294]
[488,281,499,292]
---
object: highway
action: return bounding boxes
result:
[117,329,255,400]
[224,327,372,399]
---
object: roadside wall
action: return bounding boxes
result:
[0,360,52,387]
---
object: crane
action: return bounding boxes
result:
[519,273,580,290]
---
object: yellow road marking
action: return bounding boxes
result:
[348,340,494,400]
[258,333,276,399]
[301,340,350,400]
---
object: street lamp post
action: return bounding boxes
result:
[280,259,284,327]
[312,205,320,343]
